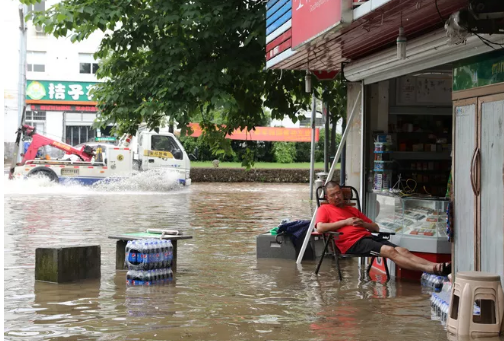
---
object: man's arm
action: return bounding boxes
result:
[317,218,354,233]
[358,221,380,233]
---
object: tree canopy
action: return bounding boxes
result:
[25,0,346,164]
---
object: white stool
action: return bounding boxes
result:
[447,271,504,337]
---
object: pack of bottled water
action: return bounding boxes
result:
[425,274,480,326]
[124,239,174,286]
[421,272,448,292]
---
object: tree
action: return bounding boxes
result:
[25,0,346,166]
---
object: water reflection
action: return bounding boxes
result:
[4,181,489,340]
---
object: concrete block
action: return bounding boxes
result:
[35,245,101,283]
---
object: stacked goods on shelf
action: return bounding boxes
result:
[388,114,452,197]
[125,239,174,286]
[373,134,394,193]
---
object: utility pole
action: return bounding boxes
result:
[17,4,28,162]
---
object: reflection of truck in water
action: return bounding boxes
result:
[8,124,191,186]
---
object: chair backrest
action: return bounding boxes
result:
[316,185,361,211]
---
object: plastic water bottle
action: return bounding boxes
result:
[434,276,444,292]
[126,270,133,285]
[163,241,169,268]
[167,268,173,282]
[154,241,161,269]
[141,241,149,270]
[166,240,173,267]
[158,241,165,268]
[421,272,428,286]
[147,242,154,270]
[145,270,152,286]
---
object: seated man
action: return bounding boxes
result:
[315,181,450,275]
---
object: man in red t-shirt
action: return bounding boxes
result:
[315,181,450,275]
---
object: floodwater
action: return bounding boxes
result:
[2,172,470,340]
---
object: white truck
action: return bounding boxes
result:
[9,124,191,186]
[119,128,191,185]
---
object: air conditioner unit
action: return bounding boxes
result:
[34,25,44,34]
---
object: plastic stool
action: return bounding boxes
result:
[447,271,504,337]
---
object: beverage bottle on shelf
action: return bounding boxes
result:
[167,268,173,282]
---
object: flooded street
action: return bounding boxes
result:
[4,176,450,340]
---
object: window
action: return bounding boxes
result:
[66,126,97,146]
[151,135,182,160]
[79,53,99,74]
[26,111,46,135]
[27,51,46,72]
[28,1,45,12]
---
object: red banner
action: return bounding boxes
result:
[292,0,343,48]
[187,123,319,142]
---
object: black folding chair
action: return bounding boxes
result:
[314,185,394,281]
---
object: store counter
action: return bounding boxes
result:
[367,193,452,279]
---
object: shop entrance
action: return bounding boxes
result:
[363,66,454,279]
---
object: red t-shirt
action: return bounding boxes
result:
[315,204,373,254]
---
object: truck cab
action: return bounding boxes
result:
[132,131,191,186]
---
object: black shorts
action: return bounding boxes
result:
[346,236,397,256]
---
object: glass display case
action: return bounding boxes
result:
[374,194,448,238]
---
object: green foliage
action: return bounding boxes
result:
[24,0,346,167]
[272,142,296,163]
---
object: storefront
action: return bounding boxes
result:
[265,0,504,279]
[25,80,114,156]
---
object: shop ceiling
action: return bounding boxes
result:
[268,0,467,72]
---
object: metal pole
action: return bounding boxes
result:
[296,90,362,265]
[324,101,329,173]
[309,92,316,200]
[17,4,27,162]
[340,117,346,186]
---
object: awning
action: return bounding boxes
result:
[267,0,467,72]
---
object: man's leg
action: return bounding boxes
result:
[380,245,437,273]
[395,247,436,267]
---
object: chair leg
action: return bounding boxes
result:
[315,235,333,275]
[335,254,342,280]
[366,256,376,278]
[384,258,390,282]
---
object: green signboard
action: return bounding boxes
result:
[453,51,504,92]
[26,80,98,102]
[95,137,117,142]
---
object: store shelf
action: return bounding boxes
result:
[390,151,451,160]
[389,106,452,116]
[400,169,447,172]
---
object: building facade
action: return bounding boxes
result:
[4,0,108,161]
[265,0,504,282]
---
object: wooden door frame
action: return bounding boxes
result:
[477,93,504,271]
[453,98,479,271]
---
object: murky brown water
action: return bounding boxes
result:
[4,178,457,340]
